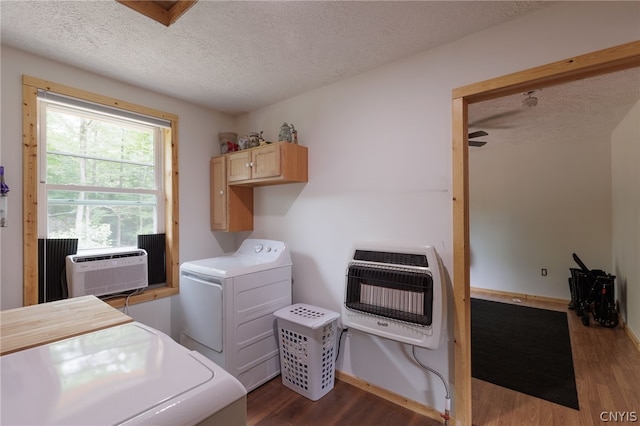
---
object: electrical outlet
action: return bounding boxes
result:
[541,268,547,276]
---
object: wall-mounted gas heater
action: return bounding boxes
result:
[342,244,446,350]
[66,249,148,298]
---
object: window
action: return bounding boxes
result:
[22,75,179,307]
[38,92,166,250]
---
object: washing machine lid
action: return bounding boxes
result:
[181,239,292,278]
[0,323,246,426]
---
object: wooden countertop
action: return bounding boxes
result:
[0,295,133,356]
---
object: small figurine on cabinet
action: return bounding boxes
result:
[278,122,298,143]
[258,131,270,145]
[238,135,249,150]
[218,132,238,153]
[248,132,261,148]
[278,122,292,143]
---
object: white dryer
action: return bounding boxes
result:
[179,239,292,392]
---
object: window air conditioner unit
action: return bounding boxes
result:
[66,248,148,298]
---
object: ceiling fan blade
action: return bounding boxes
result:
[468,130,488,139]
[469,141,487,147]
[469,109,523,127]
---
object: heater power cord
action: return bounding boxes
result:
[335,327,348,362]
[411,345,451,425]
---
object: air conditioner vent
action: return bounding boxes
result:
[73,250,146,263]
[66,249,148,297]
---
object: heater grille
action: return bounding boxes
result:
[353,250,429,267]
[346,263,433,326]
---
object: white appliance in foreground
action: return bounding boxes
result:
[179,239,292,392]
[0,322,246,426]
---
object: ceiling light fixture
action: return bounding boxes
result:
[521,90,538,108]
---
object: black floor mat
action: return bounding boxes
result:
[471,298,579,410]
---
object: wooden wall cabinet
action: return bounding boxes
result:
[211,142,307,232]
[227,142,307,186]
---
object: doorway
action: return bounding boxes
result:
[451,41,640,426]
[467,66,639,302]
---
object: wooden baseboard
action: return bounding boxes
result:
[470,286,570,305]
[335,370,449,424]
[621,318,640,353]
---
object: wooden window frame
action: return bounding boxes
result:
[451,41,640,425]
[22,75,180,308]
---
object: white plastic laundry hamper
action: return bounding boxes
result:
[274,303,340,401]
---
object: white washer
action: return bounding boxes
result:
[179,238,292,392]
[0,322,246,426]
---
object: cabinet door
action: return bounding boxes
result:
[251,144,281,179]
[210,156,227,230]
[227,151,252,182]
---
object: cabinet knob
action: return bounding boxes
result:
[249,161,254,167]
[219,190,224,195]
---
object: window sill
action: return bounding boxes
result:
[104,286,178,309]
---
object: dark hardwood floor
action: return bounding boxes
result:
[247,293,640,425]
[247,377,442,426]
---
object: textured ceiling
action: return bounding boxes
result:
[468,67,640,149]
[2,1,637,149]
[1,0,553,114]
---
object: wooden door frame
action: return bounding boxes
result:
[451,40,640,426]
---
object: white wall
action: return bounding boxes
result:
[612,100,640,338]
[2,1,639,418]
[237,1,639,415]
[0,46,238,335]
[469,137,613,300]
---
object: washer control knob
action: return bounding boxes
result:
[265,246,272,252]
[254,244,263,253]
